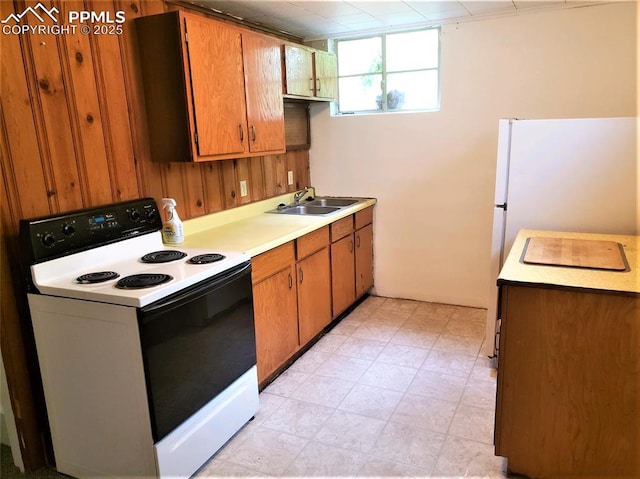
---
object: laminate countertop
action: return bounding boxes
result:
[180,193,377,257]
[498,229,639,294]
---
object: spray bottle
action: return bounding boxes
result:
[161,198,184,244]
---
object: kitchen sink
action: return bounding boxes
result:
[269,204,341,215]
[267,196,365,216]
[305,198,359,207]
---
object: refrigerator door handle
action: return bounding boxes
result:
[495,203,507,210]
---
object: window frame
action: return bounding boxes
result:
[334,27,441,115]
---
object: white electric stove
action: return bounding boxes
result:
[21,198,259,478]
[30,231,249,307]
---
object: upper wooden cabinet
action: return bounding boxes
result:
[313,50,338,100]
[135,11,285,162]
[186,15,247,158]
[242,33,286,153]
[282,44,338,101]
[283,45,314,97]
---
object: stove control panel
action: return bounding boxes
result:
[20,198,162,264]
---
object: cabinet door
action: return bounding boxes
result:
[314,50,338,100]
[495,285,640,477]
[184,15,249,158]
[242,33,286,154]
[331,234,356,318]
[355,223,374,298]
[253,266,298,384]
[297,248,332,344]
[283,45,314,97]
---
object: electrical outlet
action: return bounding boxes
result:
[240,180,248,197]
[287,171,294,186]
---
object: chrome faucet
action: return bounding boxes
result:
[293,186,315,204]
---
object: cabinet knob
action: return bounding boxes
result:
[251,125,257,143]
[349,239,354,253]
[299,268,304,283]
[288,272,293,289]
[239,124,244,142]
[356,234,361,248]
[316,78,321,92]
[309,78,314,92]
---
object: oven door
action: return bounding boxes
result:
[137,261,255,442]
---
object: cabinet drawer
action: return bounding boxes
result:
[252,241,295,284]
[355,206,373,230]
[330,216,354,242]
[297,226,329,260]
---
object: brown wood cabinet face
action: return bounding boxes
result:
[496,285,640,477]
[136,12,285,162]
[355,223,374,298]
[251,241,295,284]
[283,45,337,102]
[283,45,314,97]
[355,206,374,230]
[185,14,248,158]
[297,248,332,345]
[242,33,286,154]
[330,215,354,242]
[284,102,310,150]
[331,234,356,317]
[253,266,299,384]
[313,50,338,100]
[242,33,285,153]
[296,226,329,260]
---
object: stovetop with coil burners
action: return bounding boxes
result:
[21,198,249,308]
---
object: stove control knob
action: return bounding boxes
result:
[145,208,157,222]
[129,209,141,222]
[61,223,75,237]
[42,233,56,247]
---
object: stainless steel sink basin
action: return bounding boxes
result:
[269,205,340,215]
[306,198,359,207]
[267,196,365,216]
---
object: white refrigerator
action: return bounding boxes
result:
[485,117,639,357]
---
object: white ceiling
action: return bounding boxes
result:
[186,0,595,40]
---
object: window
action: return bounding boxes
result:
[336,28,440,114]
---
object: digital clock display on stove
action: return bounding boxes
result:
[89,213,116,229]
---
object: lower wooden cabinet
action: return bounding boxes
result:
[252,243,298,384]
[331,234,356,317]
[496,284,640,477]
[252,209,374,385]
[252,227,332,385]
[355,223,374,298]
[252,264,298,384]
[331,207,374,318]
[297,247,332,345]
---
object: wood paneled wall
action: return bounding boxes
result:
[0,0,310,469]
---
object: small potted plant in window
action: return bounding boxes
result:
[376,89,405,110]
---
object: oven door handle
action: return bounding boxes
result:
[139,261,251,315]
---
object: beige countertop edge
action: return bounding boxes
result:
[498,229,640,294]
[181,197,377,257]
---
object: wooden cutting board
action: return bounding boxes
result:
[523,237,627,271]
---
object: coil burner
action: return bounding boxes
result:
[115,273,173,289]
[140,250,187,263]
[77,271,120,284]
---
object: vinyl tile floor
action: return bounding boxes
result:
[195,295,507,478]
